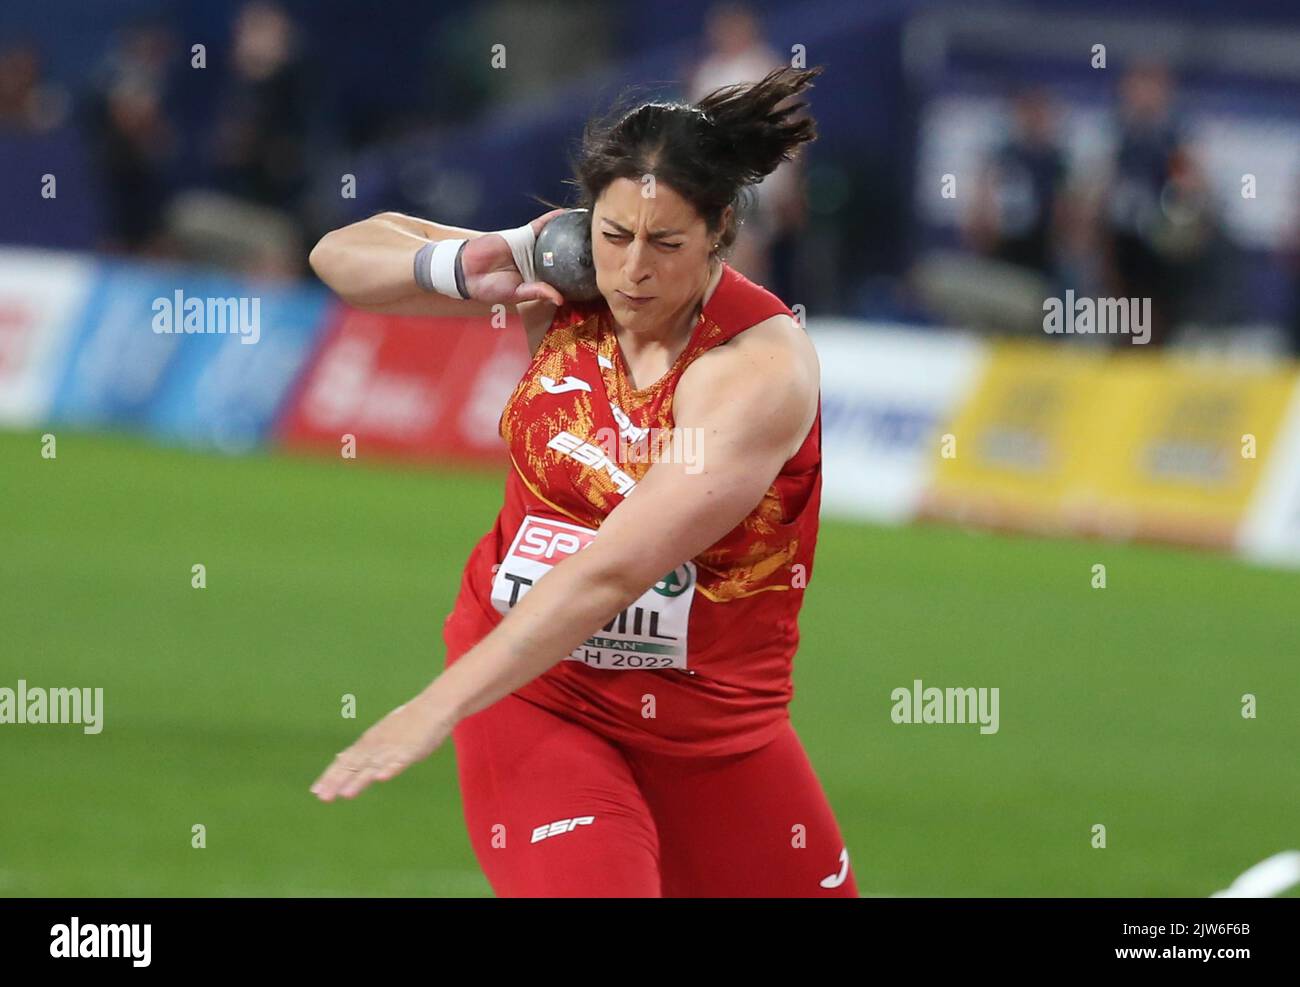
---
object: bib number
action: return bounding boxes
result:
[490,515,695,670]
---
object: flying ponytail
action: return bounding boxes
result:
[564,65,823,254]
[696,66,822,189]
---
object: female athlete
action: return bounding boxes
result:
[308,65,856,898]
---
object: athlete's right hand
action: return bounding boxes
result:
[459,208,567,306]
[310,690,454,802]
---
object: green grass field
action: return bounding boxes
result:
[2,427,1297,897]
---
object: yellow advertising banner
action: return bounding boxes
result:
[923,340,1298,548]
[923,341,1106,533]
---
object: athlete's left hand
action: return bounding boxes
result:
[310,692,453,801]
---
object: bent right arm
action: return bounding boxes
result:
[308,212,498,318]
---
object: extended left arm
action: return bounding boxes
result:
[311,319,817,800]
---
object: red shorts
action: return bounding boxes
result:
[450,692,858,897]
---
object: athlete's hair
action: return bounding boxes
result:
[554,65,822,256]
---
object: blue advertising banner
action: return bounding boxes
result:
[46,257,329,452]
[143,281,330,453]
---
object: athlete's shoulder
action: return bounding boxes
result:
[688,311,817,399]
[684,273,819,459]
[705,264,795,330]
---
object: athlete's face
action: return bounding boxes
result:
[592,178,722,334]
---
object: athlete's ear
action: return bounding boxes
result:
[717,205,734,238]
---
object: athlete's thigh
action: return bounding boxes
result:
[626,724,857,897]
[451,693,661,897]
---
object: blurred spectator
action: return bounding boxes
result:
[1151,147,1241,334]
[82,22,180,253]
[172,1,318,277]
[965,88,1068,282]
[689,3,780,118]
[688,2,807,296]
[913,89,1073,339]
[0,42,69,133]
[210,1,314,213]
[1099,61,1199,347]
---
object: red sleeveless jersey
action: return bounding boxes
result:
[441,264,823,756]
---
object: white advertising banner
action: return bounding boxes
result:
[1238,378,1300,568]
[0,247,95,426]
[810,320,988,523]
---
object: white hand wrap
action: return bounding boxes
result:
[423,238,468,299]
[492,222,538,285]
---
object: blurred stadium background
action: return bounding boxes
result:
[2,0,1298,897]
